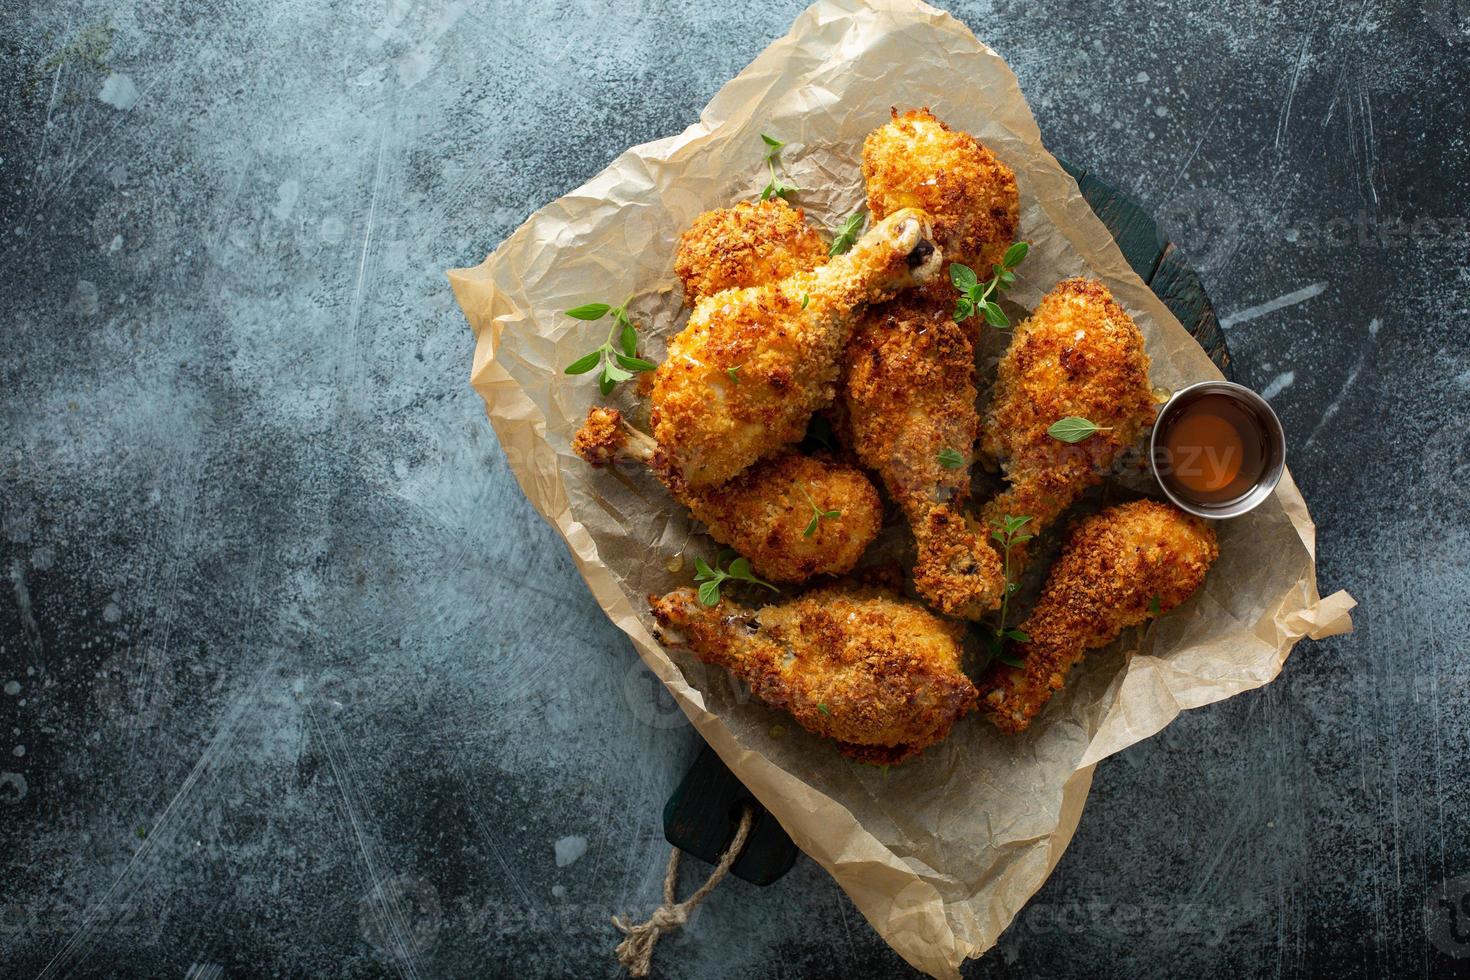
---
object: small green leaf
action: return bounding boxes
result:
[800,292,810,309]
[983,302,1009,328]
[828,211,866,256]
[760,133,785,158]
[1003,241,1030,268]
[1004,628,1031,643]
[953,298,974,322]
[614,353,657,372]
[817,702,831,716]
[1047,416,1108,443]
[949,262,978,292]
[760,181,777,202]
[697,580,722,606]
[693,557,715,580]
[565,303,611,320]
[564,349,602,375]
[1005,515,1032,533]
[619,321,638,358]
[803,512,820,537]
[597,374,616,397]
[996,650,1026,668]
[937,447,966,469]
[603,360,634,383]
[728,557,753,579]
[726,364,743,384]
[1148,595,1162,616]
[1011,533,1034,543]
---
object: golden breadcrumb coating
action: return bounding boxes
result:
[862,107,1019,296]
[650,583,977,763]
[690,451,881,583]
[571,405,626,467]
[979,278,1157,563]
[844,297,1004,617]
[572,408,881,583]
[979,499,1218,734]
[650,208,942,489]
[674,199,829,305]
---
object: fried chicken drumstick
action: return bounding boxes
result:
[845,299,1005,618]
[651,583,978,763]
[841,109,1022,618]
[979,499,1218,734]
[862,107,1019,300]
[573,407,881,583]
[651,208,943,489]
[980,278,1158,566]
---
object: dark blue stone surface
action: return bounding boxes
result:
[2,1,1467,977]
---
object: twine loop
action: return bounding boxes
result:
[611,804,756,976]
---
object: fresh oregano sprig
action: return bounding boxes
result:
[563,298,656,396]
[758,133,800,202]
[986,514,1034,667]
[1047,416,1112,443]
[951,240,1029,327]
[797,483,841,537]
[693,549,778,607]
[828,211,865,256]
[936,447,966,470]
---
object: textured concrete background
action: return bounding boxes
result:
[2,0,1468,977]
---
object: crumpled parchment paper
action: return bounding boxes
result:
[447,1,1357,974]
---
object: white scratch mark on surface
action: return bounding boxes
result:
[1260,371,1296,400]
[308,705,424,980]
[1276,35,1311,150]
[1301,319,1379,450]
[8,559,43,654]
[1220,282,1327,329]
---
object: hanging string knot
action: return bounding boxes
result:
[611,803,756,977]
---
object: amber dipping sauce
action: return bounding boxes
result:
[1156,392,1271,504]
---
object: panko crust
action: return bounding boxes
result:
[674,199,829,305]
[862,107,1019,281]
[688,451,882,583]
[650,583,977,763]
[845,297,978,517]
[651,208,941,489]
[845,296,1005,617]
[570,406,627,467]
[572,409,881,583]
[979,499,1219,734]
[979,277,1158,559]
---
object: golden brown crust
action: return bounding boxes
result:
[571,406,628,467]
[651,208,941,489]
[862,108,1019,277]
[979,499,1219,734]
[844,297,1005,618]
[908,505,1005,618]
[979,278,1158,562]
[674,199,829,305]
[650,583,977,763]
[685,451,882,583]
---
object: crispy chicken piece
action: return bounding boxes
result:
[650,583,978,763]
[574,407,881,583]
[844,298,1005,618]
[674,199,829,305]
[979,278,1158,564]
[650,208,943,489]
[862,107,1019,300]
[979,499,1218,734]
